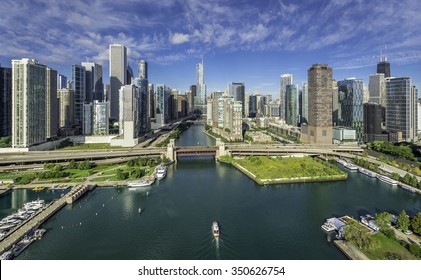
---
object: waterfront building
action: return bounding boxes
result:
[363,102,388,142]
[386,77,418,142]
[12,58,47,148]
[138,60,148,79]
[0,65,12,137]
[332,80,339,126]
[212,95,242,141]
[187,85,196,114]
[57,74,67,89]
[337,78,364,143]
[285,84,299,127]
[369,73,386,125]
[81,62,103,102]
[301,64,333,144]
[109,44,127,120]
[280,74,293,120]
[58,81,74,128]
[155,84,172,126]
[92,101,109,135]
[332,127,357,144]
[178,94,188,118]
[133,78,149,135]
[196,59,206,105]
[229,82,245,117]
[83,103,93,135]
[148,83,155,119]
[301,82,308,124]
[46,67,58,139]
[249,95,257,118]
[119,84,140,140]
[72,64,86,133]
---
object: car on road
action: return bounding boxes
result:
[404,230,412,235]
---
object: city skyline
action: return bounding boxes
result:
[0,0,421,96]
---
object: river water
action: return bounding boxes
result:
[3,123,421,259]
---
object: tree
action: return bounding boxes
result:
[343,220,379,251]
[391,173,400,181]
[375,212,393,230]
[410,212,421,235]
[68,160,77,169]
[116,169,128,180]
[77,160,92,170]
[362,150,368,157]
[397,210,410,231]
[403,173,412,184]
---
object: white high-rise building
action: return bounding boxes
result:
[280,74,293,120]
[109,44,127,120]
[138,60,148,79]
[12,58,47,148]
[196,59,206,105]
[369,73,385,106]
[93,101,109,135]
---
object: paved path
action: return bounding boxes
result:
[334,240,370,260]
[392,227,421,246]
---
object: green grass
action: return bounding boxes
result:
[235,156,347,181]
[91,176,117,182]
[362,232,418,260]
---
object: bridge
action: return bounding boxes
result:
[0,140,363,166]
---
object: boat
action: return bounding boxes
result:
[138,207,142,214]
[321,221,336,232]
[127,180,154,188]
[344,162,358,171]
[156,165,167,180]
[337,159,347,166]
[360,214,380,231]
[212,221,220,238]
[13,236,35,257]
[358,168,376,178]
[376,175,398,186]
[0,251,13,260]
[33,229,46,240]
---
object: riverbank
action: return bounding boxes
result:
[219,155,348,185]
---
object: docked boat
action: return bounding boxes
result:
[358,168,376,178]
[337,159,347,166]
[13,236,35,257]
[33,229,46,240]
[156,165,167,180]
[0,251,13,260]
[360,214,380,231]
[344,162,358,171]
[212,221,220,238]
[376,175,398,186]
[127,180,154,188]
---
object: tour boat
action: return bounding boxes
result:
[156,165,167,180]
[127,180,154,188]
[212,221,220,238]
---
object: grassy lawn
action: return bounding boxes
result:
[91,176,116,182]
[235,156,347,180]
[363,232,417,260]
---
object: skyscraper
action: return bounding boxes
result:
[58,74,67,89]
[337,78,364,143]
[12,59,47,148]
[92,100,109,135]
[196,59,206,105]
[45,67,58,139]
[81,62,103,102]
[119,84,140,144]
[301,82,308,124]
[138,60,148,79]
[0,65,12,137]
[155,84,172,126]
[302,64,333,144]
[109,44,127,120]
[133,78,149,135]
[280,74,293,120]
[58,81,74,128]
[386,77,417,142]
[369,73,386,125]
[72,64,86,132]
[229,82,245,117]
[364,102,385,142]
[377,53,391,78]
[285,84,299,127]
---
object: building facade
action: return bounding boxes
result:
[229,82,245,117]
[0,66,12,137]
[72,64,86,132]
[280,74,293,120]
[386,77,418,142]
[92,101,109,135]
[285,84,299,127]
[58,81,74,128]
[45,67,58,139]
[302,64,333,144]
[337,78,364,143]
[138,60,148,79]
[81,62,103,102]
[12,59,47,148]
[109,44,127,120]
[196,59,206,105]
[155,84,172,126]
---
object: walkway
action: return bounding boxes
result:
[334,240,370,260]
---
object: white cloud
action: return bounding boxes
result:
[170,33,190,44]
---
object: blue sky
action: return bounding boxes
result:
[1,0,421,98]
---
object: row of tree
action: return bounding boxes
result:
[367,141,416,161]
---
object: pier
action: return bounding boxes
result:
[0,184,95,255]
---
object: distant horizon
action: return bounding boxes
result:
[1,0,420,97]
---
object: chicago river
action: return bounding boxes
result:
[1,124,421,259]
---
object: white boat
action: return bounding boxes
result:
[138,207,142,214]
[358,168,376,178]
[337,159,347,166]
[344,163,358,171]
[0,251,13,260]
[156,165,167,180]
[212,221,220,238]
[127,180,154,188]
[376,175,398,186]
[360,214,379,231]
[33,229,46,239]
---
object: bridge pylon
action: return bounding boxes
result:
[166,139,177,162]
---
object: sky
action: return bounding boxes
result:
[1,0,421,98]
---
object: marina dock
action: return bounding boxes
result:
[0,184,94,255]
[334,240,369,260]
